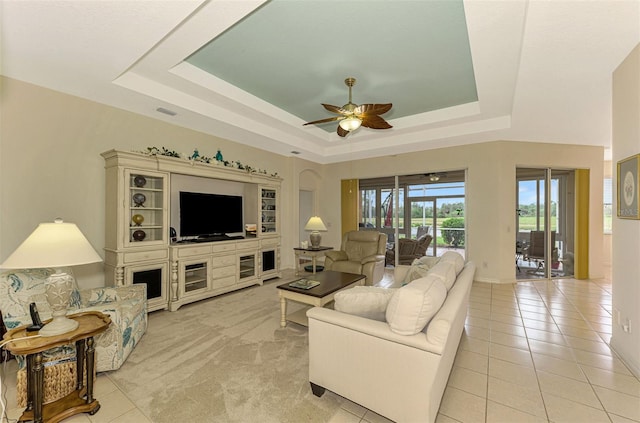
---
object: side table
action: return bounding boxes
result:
[3,311,111,423]
[293,246,333,275]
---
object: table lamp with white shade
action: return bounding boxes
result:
[304,216,327,249]
[0,219,103,336]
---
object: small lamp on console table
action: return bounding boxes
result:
[304,216,327,249]
[0,219,103,336]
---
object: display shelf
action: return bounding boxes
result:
[260,187,278,235]
[126,170,167,246]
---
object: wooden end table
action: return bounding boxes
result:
[277,270,365,327]
[293,246,333,275]
[3,311,111,423]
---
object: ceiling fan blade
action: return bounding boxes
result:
[361,115,393,129]
[355,103,393,116]
[322,104,347,115]
[303,116,343,126]
[337,125,349,137]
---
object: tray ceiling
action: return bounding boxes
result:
[2,0,639,164]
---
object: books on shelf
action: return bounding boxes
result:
[289,278,320,290]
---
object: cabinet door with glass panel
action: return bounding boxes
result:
[259,186,279,236]
[125,169,168,248]
[179,258,212,298]
[238,252,257,282]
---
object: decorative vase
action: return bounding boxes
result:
[132,230,146,241]
[132,214,144,226]
[132,193,146,207]
[133,175,146,187]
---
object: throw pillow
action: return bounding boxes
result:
[428,261,457,291]
[334,286,396,321]
[402,256,440,285]
[385,275,447,335]
[438,251,465,274]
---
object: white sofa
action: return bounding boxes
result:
[307,252,475,423]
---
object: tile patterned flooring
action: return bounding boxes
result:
[329,276,640,423]
[2,275,639,423]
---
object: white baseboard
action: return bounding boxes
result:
[610,336,640,379]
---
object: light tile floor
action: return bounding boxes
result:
[329,276,640,423]
[2,275,639,423]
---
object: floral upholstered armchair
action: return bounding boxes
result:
[0,268,147,372]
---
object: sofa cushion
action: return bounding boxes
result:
[428,261,457,291]
[334,286,396,321]
[438,251,465,274]
[402,256,440,285]
[385,275,447,335]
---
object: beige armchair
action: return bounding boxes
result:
[324,231,387,285]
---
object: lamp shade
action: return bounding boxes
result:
[304,216,327,232]
[1,219,102,269]
[338,116,362,132]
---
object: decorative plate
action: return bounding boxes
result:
[132,230,146,241]
[132,193,146,207]
[133,175,147,187]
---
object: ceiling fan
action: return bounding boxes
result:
[303,77,393,137]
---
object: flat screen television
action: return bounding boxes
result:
[179,191,243,238]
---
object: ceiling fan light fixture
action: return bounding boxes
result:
[429,173,441,182]
[303,77,391,137]
[339,116,362,132]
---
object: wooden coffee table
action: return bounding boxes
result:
[277,270,365,327]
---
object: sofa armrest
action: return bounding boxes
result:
[325,250,348,262]
[360,254,385,265]
[308,306,449,423]
[307,307,443,354]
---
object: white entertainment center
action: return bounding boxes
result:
[102,149,282,312]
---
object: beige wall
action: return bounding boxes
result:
[0,77,295,287]
[321,141,605,284]
[1,76,606,292]
[612,43,640,377]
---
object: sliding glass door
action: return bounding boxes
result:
[516,168,575,279]
[358,171,465,261]
[408,199,435,255]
